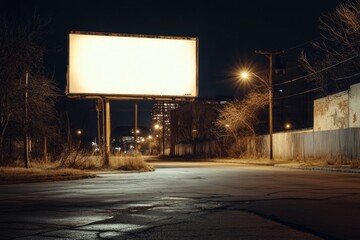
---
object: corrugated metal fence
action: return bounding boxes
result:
[175,128,360,160]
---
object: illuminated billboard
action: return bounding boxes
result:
[67,31,198,99]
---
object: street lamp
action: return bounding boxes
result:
[76,129,82,148]
[153,123,162,155]
[240,69,273,160]
[148,135,153,155]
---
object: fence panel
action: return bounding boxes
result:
[174,128,360,160]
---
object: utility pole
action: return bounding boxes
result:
[24,72,30,168]
[255,50,284,160]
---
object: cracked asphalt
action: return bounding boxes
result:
[1,161,360,239]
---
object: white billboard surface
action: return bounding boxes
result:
[68,32,198,98]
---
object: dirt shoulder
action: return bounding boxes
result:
[206,157,360,173]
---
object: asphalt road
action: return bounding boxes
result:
[1,161,360,239]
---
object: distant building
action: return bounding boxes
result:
[151,101,181,154]
[112,126,150,153]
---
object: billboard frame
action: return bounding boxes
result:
[66,31,199,101]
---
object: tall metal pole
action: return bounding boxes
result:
[134,101,138,154]
[149,139,152,155]
[96,99,102,149]
[24,72,30,168]
[102,98,110,166]
[105,99,111,164]
[162,101,165,156]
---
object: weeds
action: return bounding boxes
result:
[0,167,96,183]
[58,147,154,171]
[110,154,154,172]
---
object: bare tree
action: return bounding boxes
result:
[214,91,268,156]
[299,0,360,95]
[0,13,59,163]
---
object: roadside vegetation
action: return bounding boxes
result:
[0,151,155,184]
[0,166,96,184]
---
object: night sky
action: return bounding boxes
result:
[2,0,343,136]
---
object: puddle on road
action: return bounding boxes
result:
[79,223,145,232]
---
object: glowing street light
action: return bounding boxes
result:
[239,70,269,87]
[76,129,83,148]
[240,71,249,79]
[239,69,273,160]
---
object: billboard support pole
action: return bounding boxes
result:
[162,101,165,156]
[102,98,110,166]
[96,99,102,150]
[134,101,138,154]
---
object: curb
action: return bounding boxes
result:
[207,159,360,174]
[284,166,360,174]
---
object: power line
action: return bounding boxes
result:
[283,39,314,52]
[275,87,322,100]
[274,54,359,86]
[333,72,360,81]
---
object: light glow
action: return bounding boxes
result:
[68,32,198,98]
[240,71,250,79]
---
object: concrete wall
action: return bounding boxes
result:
[350,83,360,128]
[313,83,360,131]
[314,91,349,131]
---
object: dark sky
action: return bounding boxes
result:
[2,0,343,136]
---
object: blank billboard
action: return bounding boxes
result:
[67,32,198,99]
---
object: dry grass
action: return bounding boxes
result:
[0,166,96,183]
[296,157,360,169]
[58,148,103,170]
[59,149,154,172]
[110,154,155,172]
[0,150,155,184]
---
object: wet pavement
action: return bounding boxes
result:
[1,161,360,239]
